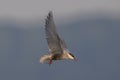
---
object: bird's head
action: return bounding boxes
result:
[68,53,76,61]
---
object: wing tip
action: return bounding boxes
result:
[47,11,53,20]
[45,11,53,26]
[48,11,53,17]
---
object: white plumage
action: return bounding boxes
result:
[40,11,76,65]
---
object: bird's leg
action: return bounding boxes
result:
[49,59,52,65]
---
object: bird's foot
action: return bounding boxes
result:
[49,59,52,65]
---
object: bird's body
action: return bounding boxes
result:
[40,11,76,65]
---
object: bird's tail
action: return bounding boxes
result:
[39,54,52,63]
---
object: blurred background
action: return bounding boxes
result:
[0,0,120,80]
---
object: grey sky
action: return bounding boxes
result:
[0,0,120,18]
[0,1,120,80]
[0,17,120,80]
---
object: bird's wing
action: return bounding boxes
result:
[60,39,70,53]
[45,11,63,54]
[60,39,67,49]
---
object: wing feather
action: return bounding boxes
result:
[45,11,63,54]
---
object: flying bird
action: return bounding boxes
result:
[40,11,76,65]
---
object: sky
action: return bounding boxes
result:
[0,0,120,80]
[0,0,120,18]
[0,17,120,80]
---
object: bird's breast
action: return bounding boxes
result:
[52,54,63,60]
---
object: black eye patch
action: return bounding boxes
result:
[69,53,74,57]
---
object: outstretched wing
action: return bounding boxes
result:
[60,39,67,49]
[60,39,70,53]
[45,11,63,54]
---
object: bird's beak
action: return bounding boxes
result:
[74,58,77,61]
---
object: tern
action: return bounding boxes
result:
[40,11,76,65]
